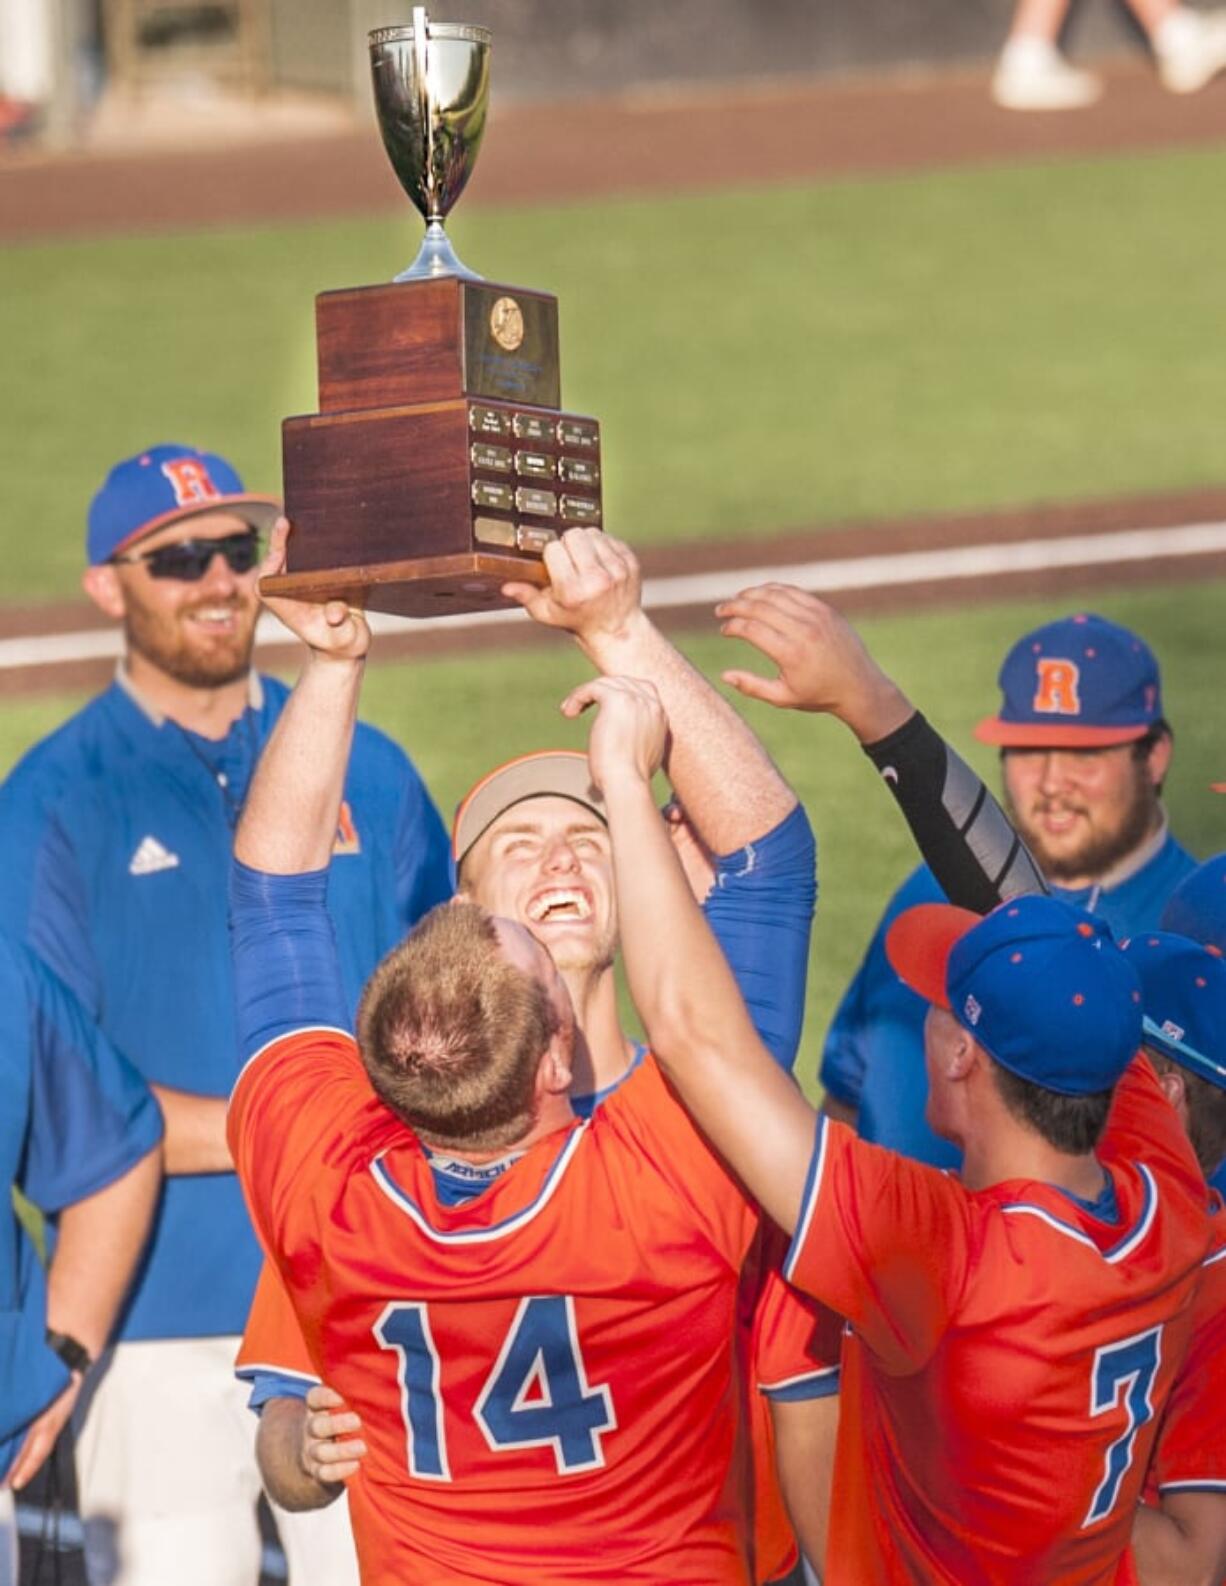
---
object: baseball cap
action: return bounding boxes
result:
[452,750,606,868]
[1124,931,1226,1092]
[974,613,1163,749]
[1160,854,1226,957]
[87,444,281,565]
[886,894,1142,1095]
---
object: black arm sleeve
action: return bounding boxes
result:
[862,711,1047,915]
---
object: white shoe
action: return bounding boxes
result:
[1155,7,1226,92]
[991,38,1103,111]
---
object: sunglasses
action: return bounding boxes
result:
[112,529,262,582]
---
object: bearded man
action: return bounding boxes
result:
[0,445,451,1586]
[818,611,1194,1167]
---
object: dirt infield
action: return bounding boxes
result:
[3,56,1226,697]
[4,57,1226,243]
[5,485,1225,698]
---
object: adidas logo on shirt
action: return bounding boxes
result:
[129,836,180,876]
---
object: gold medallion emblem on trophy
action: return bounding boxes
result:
[266,8,603,617]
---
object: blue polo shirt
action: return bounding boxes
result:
[1,937,162,1480]
[0,672,451,1341]
[822,827,1197,1169]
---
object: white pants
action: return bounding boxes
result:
[0,0,53,100]
[0,1490,15,1586]
[74,1336,360,1586]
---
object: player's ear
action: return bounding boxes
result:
[1142,730,1173,789]
[537,1030,573,1098]
[83,563,127,621]
[1154,1063,1186,1118]
[945,1025,978,1082]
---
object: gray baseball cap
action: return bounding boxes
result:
[451,750,607,868]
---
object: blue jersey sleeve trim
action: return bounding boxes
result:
[238,1366,320,1414]
[783,1114,830,1284]
[229,859,350,1060]
[704,804,816,1073]
[759,1366,841,1402]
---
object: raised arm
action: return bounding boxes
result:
[509,533,816,1067]
[506,530,797,851]
[230,521,373,1061]
[234,522,370,877]
[563,676,815,1232]
[717,584,1046,913]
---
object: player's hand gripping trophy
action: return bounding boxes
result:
[268,8,605,620]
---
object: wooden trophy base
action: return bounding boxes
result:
[261,551,547,620]
[277,276,602,619]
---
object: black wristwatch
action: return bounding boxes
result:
[45,1329,93,1375]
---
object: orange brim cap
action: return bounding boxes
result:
[974,717,1151,749]
[452,750,605,865]
[885,902,982,1009]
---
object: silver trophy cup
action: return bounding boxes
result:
[370,9,491,281]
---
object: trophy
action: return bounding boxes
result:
[264,8,603,618]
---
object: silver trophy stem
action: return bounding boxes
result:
[395,219,483,282]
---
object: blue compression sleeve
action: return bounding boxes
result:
[703,804,817,1073]
[229,859,349,1061]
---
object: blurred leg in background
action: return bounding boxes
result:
[992,0,1226,109]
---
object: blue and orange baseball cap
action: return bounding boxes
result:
[87,444,281,565]
[886,894,1142,1095]
[974,613,1164,749]
[1161,854,1226,957]
[452,750,606,869]
[1124,931,1226,1092]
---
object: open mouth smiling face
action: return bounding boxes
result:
[464,795,617,970]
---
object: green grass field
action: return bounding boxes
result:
[3,143,1226,598]
[5,577,1221,1095]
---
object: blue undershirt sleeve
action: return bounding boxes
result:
[393,767,455,929]
[16,942,162,1214]
[229,859,350,1061]
[702,804,817,1073]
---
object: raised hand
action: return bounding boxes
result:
[257,518,371,663]
[716,583,912,743]
[503,529,646,651]
[560,676,668,794]
[299,1382,367,1488]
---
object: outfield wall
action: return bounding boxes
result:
[271,0,1146,103]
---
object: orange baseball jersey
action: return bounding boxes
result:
[747,1255,844,1582]
[240,1199,809,1584]
[1144,1199,1226,1502]
[229,1028,760,1585]
[783,1055,1210,1586]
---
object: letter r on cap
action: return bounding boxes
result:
[1033,658,1082,716]
[161,458,220,508]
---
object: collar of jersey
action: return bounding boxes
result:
[114,662,265,728]
[369,1116,591,1243]
[998,1161,1157,1264]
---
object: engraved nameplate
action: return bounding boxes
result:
[560,495,601,524]
[473,481,515,511]
[513,413,553,443]
[470,405,512,437]
[558,456,600,487]
[471,442,513,472]
[516,451,556,480]
[515,487,557,517]
[557,418,599,450]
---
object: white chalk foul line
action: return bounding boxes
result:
[1,519,1223,673]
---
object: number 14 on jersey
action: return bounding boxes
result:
[375,1295,618,1480]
